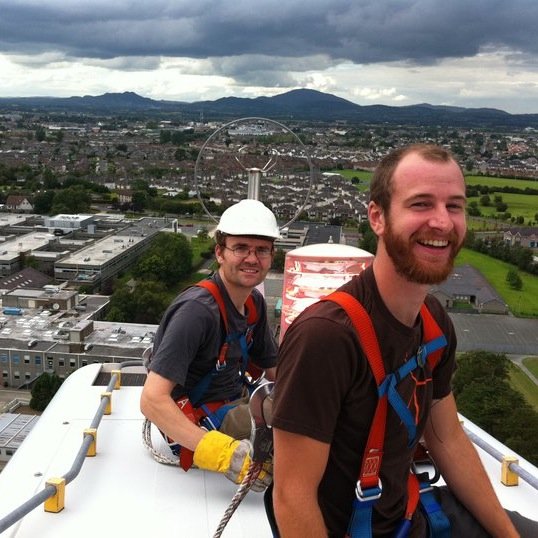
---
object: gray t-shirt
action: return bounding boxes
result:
[149,272,278,404]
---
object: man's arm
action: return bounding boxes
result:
[424,393,519,538]
[140,370,205,451]
[264,366,276,381]
[273,428,330,537]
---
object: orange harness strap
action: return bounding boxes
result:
[321,291,446,535]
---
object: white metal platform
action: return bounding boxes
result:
[0,363,536,537]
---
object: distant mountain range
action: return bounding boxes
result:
[1,89,538,128]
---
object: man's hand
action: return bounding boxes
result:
[193,430,272,491]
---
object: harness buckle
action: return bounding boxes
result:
[355,478,383,502]
[215,360,227,371]
[411,457,441,487]
[416,345,426,367]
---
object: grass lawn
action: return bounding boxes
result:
[190,235,214,267]
[327,169,372,192]
[330,170,538,208]
[465,175,538,190]
[509,363,538,413]
[455,248,538,317]
[468,192,538,222]
[523,357,538,378]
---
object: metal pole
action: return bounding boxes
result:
[247,168,262,200]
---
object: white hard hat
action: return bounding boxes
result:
[217,199,280,239]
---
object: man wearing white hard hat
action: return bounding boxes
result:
[141,199,279,490]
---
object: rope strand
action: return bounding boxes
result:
[213,462,262,538]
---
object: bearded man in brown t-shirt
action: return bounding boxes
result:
[272,144,534,537]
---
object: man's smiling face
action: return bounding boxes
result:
[380,153,467,285]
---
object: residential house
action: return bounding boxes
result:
[503,227,538,250]
[430,264,508,314]
[5,195,33,213]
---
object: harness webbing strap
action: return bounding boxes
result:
[419,488,451,538]
[196,279,258,369]
[321,291,387,490]
[321,290,448,538]
[419,304,445,369]
[187,279,258,407]
[197,279,257,328]
[378,332,447,447]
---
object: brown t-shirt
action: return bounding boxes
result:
[272,266,456,537]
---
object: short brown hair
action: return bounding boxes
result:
[214,230,276,247]
[214,230,227,247]
[369,144,461,213]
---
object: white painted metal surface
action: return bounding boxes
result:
[0,363,536,537]
[0,364,271,537]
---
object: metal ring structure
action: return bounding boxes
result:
[194,117,314,230]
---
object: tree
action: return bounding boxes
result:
[51,186,92,214]
[134,232,193,287]
[453,351,511,397]
[30,372,63,411]
[506,269,523,290]
[359,223,377,255]
[272,248,286,272]
[131,190,149,212]
[106,280,169,324]
[454,351,538,465]
[35,126,46,142]
[22,254,39,269]
[33,190,55,214]
[159,130,171,144]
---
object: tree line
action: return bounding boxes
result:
[464,231,537,275]
[105,232,195,324]
[453,351,538,466]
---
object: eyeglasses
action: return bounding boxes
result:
[223,245,274,259]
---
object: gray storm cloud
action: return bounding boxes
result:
[1,0,537,62]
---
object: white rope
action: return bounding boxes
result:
[141,418,180,466]
[213,462,262,538]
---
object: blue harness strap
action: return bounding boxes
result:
[378,335,447,447]
[419,487,451,538]
[346,485,383,538]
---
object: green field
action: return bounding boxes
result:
[333,170,537,198]
[455,248,538,317]
[465,175,538,190]
[523,357,538,378]
[509,364,538,413]
[328,169,372,192]
[468,192,538,222]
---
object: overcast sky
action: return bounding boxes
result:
[1,0,538,114]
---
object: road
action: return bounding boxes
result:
[508,355,538,386]
[0,389,31,411]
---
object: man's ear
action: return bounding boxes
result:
[368,201,385,236]
[215,244,224,264]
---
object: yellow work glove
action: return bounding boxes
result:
[193,430,272,492]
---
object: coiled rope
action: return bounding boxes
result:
[141,418,179,465]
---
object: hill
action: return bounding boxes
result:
[2,88,538,128]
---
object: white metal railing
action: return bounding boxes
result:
[0,360,143,535]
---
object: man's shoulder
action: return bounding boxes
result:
[163,284,220,322]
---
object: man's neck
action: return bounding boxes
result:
[372,256,428,327]
[217,269,252,314]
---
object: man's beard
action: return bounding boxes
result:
[383,220,462,285]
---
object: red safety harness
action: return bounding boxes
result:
[321,291,449,538]
[196,279,259,376]
[172,279,260,471]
